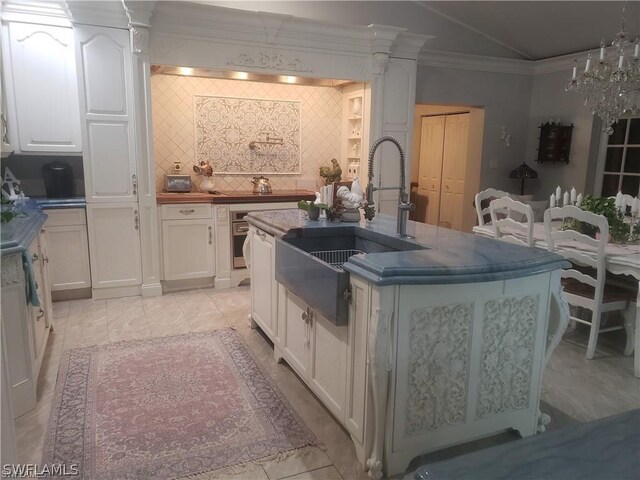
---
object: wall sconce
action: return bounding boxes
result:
[509,162,538,196]
[500,126,511,147]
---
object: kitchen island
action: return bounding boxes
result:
[246,209,569,478]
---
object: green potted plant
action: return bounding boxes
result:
[574,196,639,243]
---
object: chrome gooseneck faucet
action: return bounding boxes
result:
[366,136,415,237]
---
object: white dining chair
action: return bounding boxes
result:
[489,197,535,247]
[475,188,510,226]
[544,205,631,359]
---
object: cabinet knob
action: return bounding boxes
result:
[32,253,39,262]
[132,174,138,196]
[134,210,139,230]
[179,209,195,215]
[208,226,213,245]
[37,309,44,320]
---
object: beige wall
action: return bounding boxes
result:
[151,74,343,192]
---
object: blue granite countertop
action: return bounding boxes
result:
[246,210,567,285]
[32,197,86,209]
[412,409,640,480]
[1,209,48,256]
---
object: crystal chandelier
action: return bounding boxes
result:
[566,5,640,134]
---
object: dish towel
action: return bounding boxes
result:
[22,251,41,307]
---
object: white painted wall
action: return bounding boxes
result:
[524,70,600,200]
[415,65,533,195]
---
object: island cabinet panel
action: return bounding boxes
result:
[249,226,277,339]
[309,310,348,423]
[45,209,91,291]
[345,276,370,443]
[390,274,551,460]
[281,289,312,380]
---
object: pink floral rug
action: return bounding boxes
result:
[43,329,319,479]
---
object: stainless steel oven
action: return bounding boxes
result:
[231,212,249,269]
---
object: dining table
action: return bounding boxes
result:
[473,222,640,378]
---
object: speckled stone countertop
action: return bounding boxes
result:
[412,409,640,480]
[33,197,86,209]
[246,209,567,285]
[1,209,47,256]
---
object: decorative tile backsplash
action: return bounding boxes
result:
[151,74,342,192]
[195,95,301,175]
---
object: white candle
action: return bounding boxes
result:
[563,191,570,206]
[632,197,639,215]
[615,191,623,210]
[570,187,577,204]
[572,60,577,80]
[555,185,562,200]
[635,39,640,59]
[576,193,583,207]
[585,55,591,72]
[618,54,624,69]
[600,40,605,61]
[550,193,556,208]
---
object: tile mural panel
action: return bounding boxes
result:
[194,95,301,175]
[151,74,342,192]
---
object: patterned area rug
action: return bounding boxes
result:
[43,329,319,479]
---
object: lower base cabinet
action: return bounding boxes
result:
[1,230,52,418]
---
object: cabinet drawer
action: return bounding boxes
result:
[161,204,212,220]
[44,208,86,226]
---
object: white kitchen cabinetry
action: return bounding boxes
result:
[1,233,52,418]
[248,225,277,339]
[44,209,91,293]
[2,22,81,153]
[86,203,141,290]
[278,288,352,424]
[74,25,137,202]
[160,204,214,281]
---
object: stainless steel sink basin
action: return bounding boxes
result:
[275,228,425,325]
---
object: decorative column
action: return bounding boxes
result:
[125,2,162,296]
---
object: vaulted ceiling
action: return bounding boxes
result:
[203,1,640,60]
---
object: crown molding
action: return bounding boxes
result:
[122,0,156,28]
[391,32,433,60]
[419,48,533,75]
[0,0,71,26]
[65,0,129,29]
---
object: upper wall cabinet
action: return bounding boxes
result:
[74,26,137,202]
[3,22,81,152]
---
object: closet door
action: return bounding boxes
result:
[439,114,469,230]
[416,116,445,225]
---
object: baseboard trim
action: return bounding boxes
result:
[51,288,92,302]
[162,277,214,293]
[141,282,163,297]
[91,285,141,300]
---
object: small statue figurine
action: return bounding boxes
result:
[319,158,342,185]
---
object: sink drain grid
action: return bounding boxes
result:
[310,249,364,270]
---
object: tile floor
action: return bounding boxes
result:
[15,286,640,479]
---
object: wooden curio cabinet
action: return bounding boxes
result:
[536,123,573,164]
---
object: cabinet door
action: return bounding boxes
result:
[74,26,137,202]
[161,219,214,281]
[86,203,142,288]
[45,224,91,291]
[36,229,54,327]
[417,115,445,225]
[309,311,348,422]
[282,290,311,379]
[27,241,47,368]
[249,227,276,339]
[345,276,370,443]
[439,114,469,231]
[8,23,81,152]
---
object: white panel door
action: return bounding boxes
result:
[309,310,348,422]
[8,23,81,152]
[439,114,469,231]
[46,225,92,291]
[282,290,311,379]
[249,228,276,340]
[86,203,142,288]
[417,116,446,225]
[75,26,136,202]
[161,219,214,281]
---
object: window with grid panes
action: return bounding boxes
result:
[600,117,640,197]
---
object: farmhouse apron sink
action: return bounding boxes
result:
[275,228,426,325]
